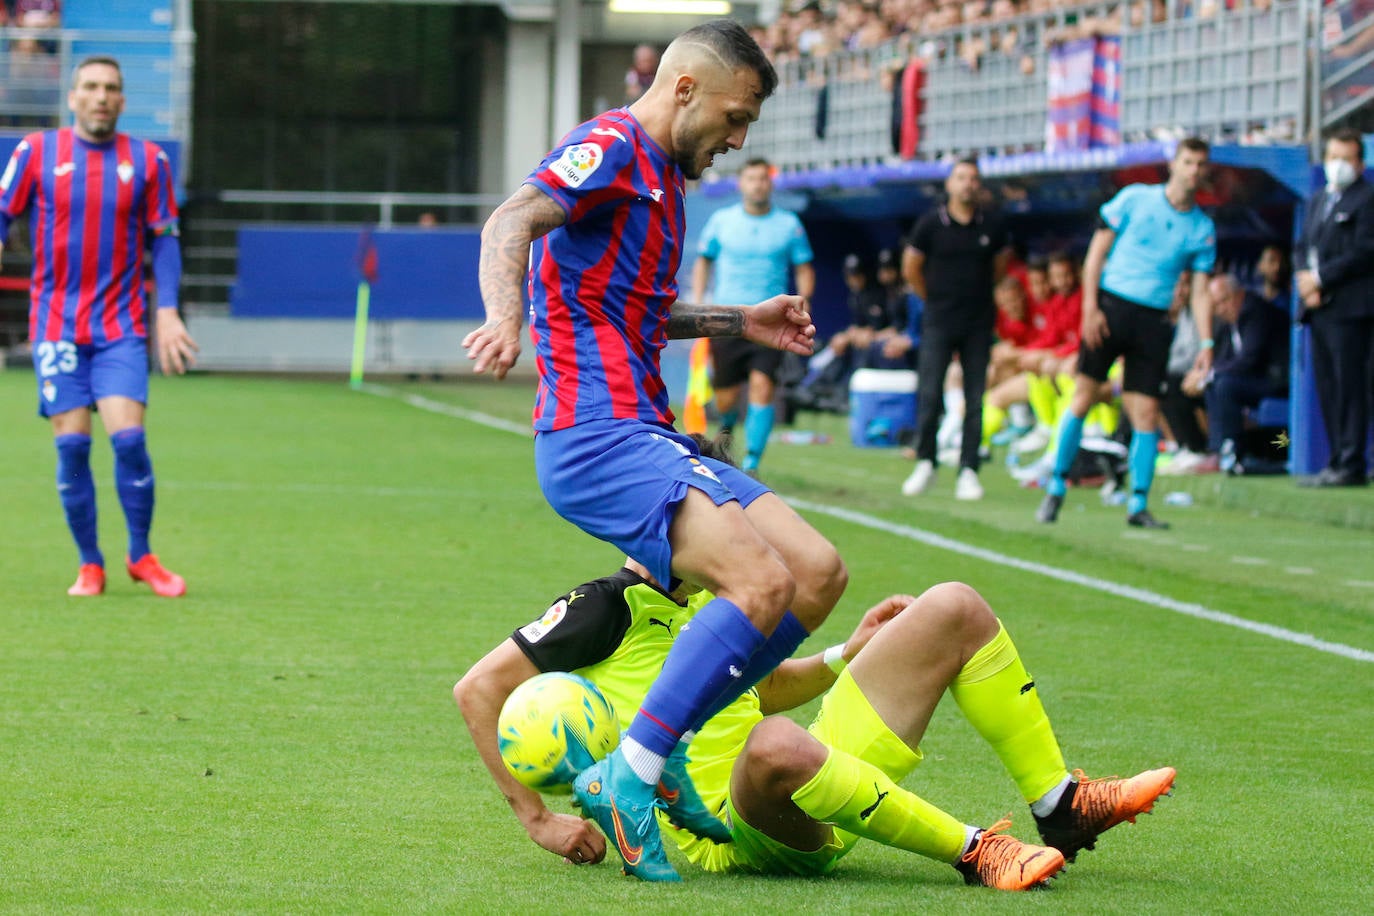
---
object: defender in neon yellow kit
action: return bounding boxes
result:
[457,566,1177,889]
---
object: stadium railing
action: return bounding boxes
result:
[733,0,1328,174]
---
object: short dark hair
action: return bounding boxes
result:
[1026,254,1049,272]
[1177,136,1210,157]
[954,156,980,172]
[72,55,123,90]
[1327,127,1365,162]
[742,157,772,172]
[1047,250,1075,268]
[680,19,778,100]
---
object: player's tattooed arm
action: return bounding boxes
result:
[467,185,567,378]
[477,185,567,326]
[666,302,746,339]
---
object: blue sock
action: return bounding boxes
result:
[625,597,766,757]
[718,409,739,432]
[1048,413,1084,499]
[1127,431,1159,516]
[55,433,102,567]
[692,610,809,730]
[111,427,155,562]
[744,404,775,468]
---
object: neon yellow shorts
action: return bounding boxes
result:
[678,669,923,875]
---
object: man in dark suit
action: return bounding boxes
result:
[1187,274,1289,472]
[1295,129,1374,487]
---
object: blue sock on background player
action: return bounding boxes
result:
[718,408,739,433]
[744,404,774,470]
[620,596,766,783]
[111,427,155,562]
[1047,413,1085,498]
[55,433,102,567]
[1127,430,1159,516]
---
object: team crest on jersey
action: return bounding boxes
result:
[692,463,721,483]
[552,143,602,188]
[519,598,568,644]
[117,161,135,185]
[42,379,57,403]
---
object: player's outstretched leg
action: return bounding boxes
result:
[657,744,732,843]
[1033,767,1176,862]
[956,817,1065,890]
[573,751,680,882]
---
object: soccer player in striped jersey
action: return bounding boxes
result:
[0,56,198,597]
[463,21,848,880]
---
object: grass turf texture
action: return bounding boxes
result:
[1,370,1371,913]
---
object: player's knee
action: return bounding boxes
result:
[916,581,997,638]
[740,717,824,795]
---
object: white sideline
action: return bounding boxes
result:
[363,384,1374,665]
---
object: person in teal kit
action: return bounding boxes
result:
[691,156,815,473]
[1036,138,1217,529]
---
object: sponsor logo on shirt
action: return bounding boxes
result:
[551,143,603,189]
[590,127,627,143]
[53,162,76,177]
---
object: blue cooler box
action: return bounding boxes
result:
[848,368,918,447]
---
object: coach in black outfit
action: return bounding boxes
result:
[1295,128,1374,487]
[900,158,1011,500]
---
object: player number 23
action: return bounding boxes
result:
[37,341,78,377]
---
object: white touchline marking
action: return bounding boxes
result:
[363,384,1374,664]
[1230,556,1269,566]
[1283,567,1314,576]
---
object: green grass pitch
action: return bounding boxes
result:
[1,369,1371,913]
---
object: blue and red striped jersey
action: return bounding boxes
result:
[0,128,178,345]
[523,109,686,431]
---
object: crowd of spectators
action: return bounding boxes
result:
[752,0,1294,70]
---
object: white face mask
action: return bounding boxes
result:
[1324,157,1357,192]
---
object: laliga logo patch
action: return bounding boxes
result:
[42,379,57,403]
[518,598,568,644]
[692,463,720,483]
[117,161,135,185]
[552,143,602,188]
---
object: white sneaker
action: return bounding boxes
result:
[902,460,936,496]
[1012,424,1052,455]
[1159,448,1205,476]
[1011,452,1055,486]
[955,468,984,501]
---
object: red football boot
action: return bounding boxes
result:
[127,554,187,597]
[67,563,106,596]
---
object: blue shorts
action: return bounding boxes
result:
[534,418,771,586]
[32,336,149,418]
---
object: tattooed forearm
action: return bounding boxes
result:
[478,185,567,324]
[667,302,747,339]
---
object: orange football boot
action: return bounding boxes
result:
[67,563,106,596]
[957,817,1065,890]
[127,554,187,597]
[1035,767,1176,861]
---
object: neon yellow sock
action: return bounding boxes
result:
[982,401,1007,448]
[1026,373,1059,428]
[791,746,966,864]
[1053,373,1077,423]
[1086,402,1120,436]
[950,623,1068,803]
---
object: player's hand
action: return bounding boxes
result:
[1302,289,1323,310]
[463,316,522,380]
[155,308,199,375]
[1295,270,1320,299]
[843,594,917,662]
[1191,346,1213,375]
[743,295,816,356]
[526,809,607,866]
[1081,307,1109,350]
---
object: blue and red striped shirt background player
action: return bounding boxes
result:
[0,127,179,345]
[523,109,686,432]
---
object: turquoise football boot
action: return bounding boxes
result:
[572,750,681,882]
[657,744,733,843]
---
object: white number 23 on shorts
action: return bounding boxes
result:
[37,341,79,377]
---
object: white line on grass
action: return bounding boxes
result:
[362,384,1374,665]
